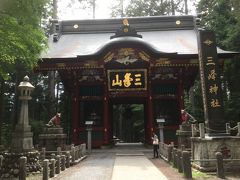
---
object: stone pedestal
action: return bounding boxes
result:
[176,123,192,148]
[191,136,240,171]
[39,127,67,151]
[11,125,33,152]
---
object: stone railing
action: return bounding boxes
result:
[40,144,87,180]
[159,122,240,179]
[159,142,174,162]
[159,142,192,178]
[191,122,240,138]
[40,144,86,162]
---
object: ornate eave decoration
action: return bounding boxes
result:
[110,19,142,39]
[103,48,150,65]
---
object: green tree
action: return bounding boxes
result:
[0,0,48,78]
[0,0,50,146]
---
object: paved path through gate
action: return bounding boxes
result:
[52,153,171,180]
[52,143,182,180]
[112,155,168,180]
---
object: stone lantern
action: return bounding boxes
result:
[11,76,35,152]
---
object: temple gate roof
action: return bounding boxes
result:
[41,15,237,60]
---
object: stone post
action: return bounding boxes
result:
[216,152,225,179]
[237,122,240,136]
[79,144,83,157]
[19,156,27,180]
[181,145,185,151]
[56,155,61,174]
[51,153,56,160]
[71,146,75,163]
[225,123,230,134]
[182,151,192,178]
[172,148,177,168]
[191,124,197,137]
[49,159,55,178]
[167,144,173,163]
[0,155,3,168]
[42,147,46,160]
[57,147,61,156]
[82,143,86,155]
[43,159,49,180]
[199,123,205,138]
[87,128,92,153]
[61,155,66,171]
[78,145,81,158]
[66,151,70,168]
[75,146,79,160]
[158,121,164,144]
[177,149,183,173]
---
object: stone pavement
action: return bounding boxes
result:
[112,155,168,180]
[52,153,115,180]
[52,143,180,180]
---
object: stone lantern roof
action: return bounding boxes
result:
[18,76,34,89]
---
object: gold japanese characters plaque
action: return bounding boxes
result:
[107,69,147,91]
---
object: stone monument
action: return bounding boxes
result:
[190,28,240,171]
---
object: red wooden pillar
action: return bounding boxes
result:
[146,81,154,144]
[72,82,79,144]
[103,83,110,145]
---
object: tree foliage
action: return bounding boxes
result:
[0,0,49,79]
[0,0,51,146]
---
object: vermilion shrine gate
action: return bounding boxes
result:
[38,15,236,147]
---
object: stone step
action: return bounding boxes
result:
[116,153,144,156]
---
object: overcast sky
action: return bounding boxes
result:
[58,0,198,20]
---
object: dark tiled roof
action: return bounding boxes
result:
[41,16,237,59]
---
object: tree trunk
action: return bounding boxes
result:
[48,0,58,117]
[160,0,164,15]
[171,0,175,15]
[121,0,124,17]
[0,78,5,145]
[93,0,96,19]
[184,0,188,15]
[189,87,195,113]
[53,0,58,18]
[11,74,21,128]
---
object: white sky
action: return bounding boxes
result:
[58,0,121,20]
[58,0,197,20]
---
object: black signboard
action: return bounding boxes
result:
[197,29,225,134]
[107,69,147,91]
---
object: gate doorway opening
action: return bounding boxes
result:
[112,103,145,143]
